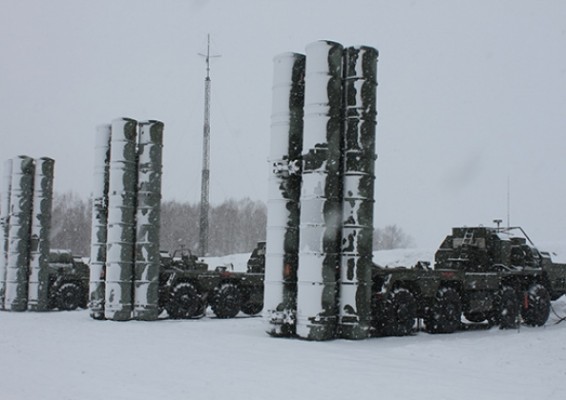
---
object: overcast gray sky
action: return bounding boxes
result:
[1,0,565,249]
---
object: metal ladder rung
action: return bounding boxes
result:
[462,230,474,246]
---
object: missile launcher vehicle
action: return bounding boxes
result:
[371,224,566,336]
[158,244,265,319]
[246,241,266,274]
[154,225,565,337]
[47,249,89,311]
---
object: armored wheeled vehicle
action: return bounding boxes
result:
[47,249,89,311]
[246,241,265,273]
[371,224,566,336]
[158,246,264,319]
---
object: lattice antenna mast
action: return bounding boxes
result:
[507,175,511,228]
[198,34,220,257]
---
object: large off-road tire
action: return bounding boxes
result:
[464,312,488,323]
[57,282,83,311]
[521,284,550,327]
[211,283,242,318]
[47,287,58,310]
[79,288,88,309]
[240,301,263,316]
[425,287,462,334]
[375,288,417,336]
[166,282,205,319]
[490,286,520,329]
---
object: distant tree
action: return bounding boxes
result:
[208,198,266,256]
[50,192,91,256]
[48,192,412,256]
[159,200,200,253]
[160,197,266,257]
[209,198,239,256]
[373,224,415,250]
[234,197,267,253]
[47,192,267,258]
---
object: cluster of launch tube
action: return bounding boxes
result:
[264,40,378,340]
[89,118,164,321]
[0,156,55,312]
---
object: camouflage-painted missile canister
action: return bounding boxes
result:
[4,156,35,311]
[89,124,111,319]
[264,52,305,336]
[105,118,138,321]
[0,159,13,309]
[133,120,163,321]
[27,157,55,311]
[296,41,344,340]
[338,46,378,339]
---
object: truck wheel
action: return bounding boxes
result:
[211,283,242,318]
[425,287,461,334]
[241,302,263,316]
[166,282,205,319]
[522,284,550,326]
[57,283,83,311]
[464,312,488,323]
[376,288,417,336]
[490,286,519,329]
[48,287,58,310]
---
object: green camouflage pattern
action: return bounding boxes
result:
[133,120,164,320]
[28,157,55,311]
[89,124,111,319]
[296,40,344,340]
[265,52,305,337]
[4,156,35,311]
[0,159,13,309]
[338,46,378,339]
[105,118,137,321]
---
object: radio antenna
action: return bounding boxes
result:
[507,175,511,228]
[197,34,221,257]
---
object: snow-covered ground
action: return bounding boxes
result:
[206,242,566,272]
[203,248,436,273]
[2,248,566,400]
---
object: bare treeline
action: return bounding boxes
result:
[373,224,415,250]
[160,197,267,256]
[49,192,267,257]
[49,192,413,257]
[51,192,91,256]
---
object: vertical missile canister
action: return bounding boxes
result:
[105,118,137,321]
[296,40,344,340]
[0,159,13,309]
[4,156,35,311]
[27,157,55,311]
[264,52,305,336]
[338,46,378,339]
[89,124,111,319]
[133,120,163,321]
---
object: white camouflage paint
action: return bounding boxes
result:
[338,46,378,339]
[28,157,55,311]
[105,118,138,321]
[4,156,35,311]
[89,124,111,319]
[296,40,344,340]
[133,120,163,321]
[0,159,13,309]
[264,52,305,336]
